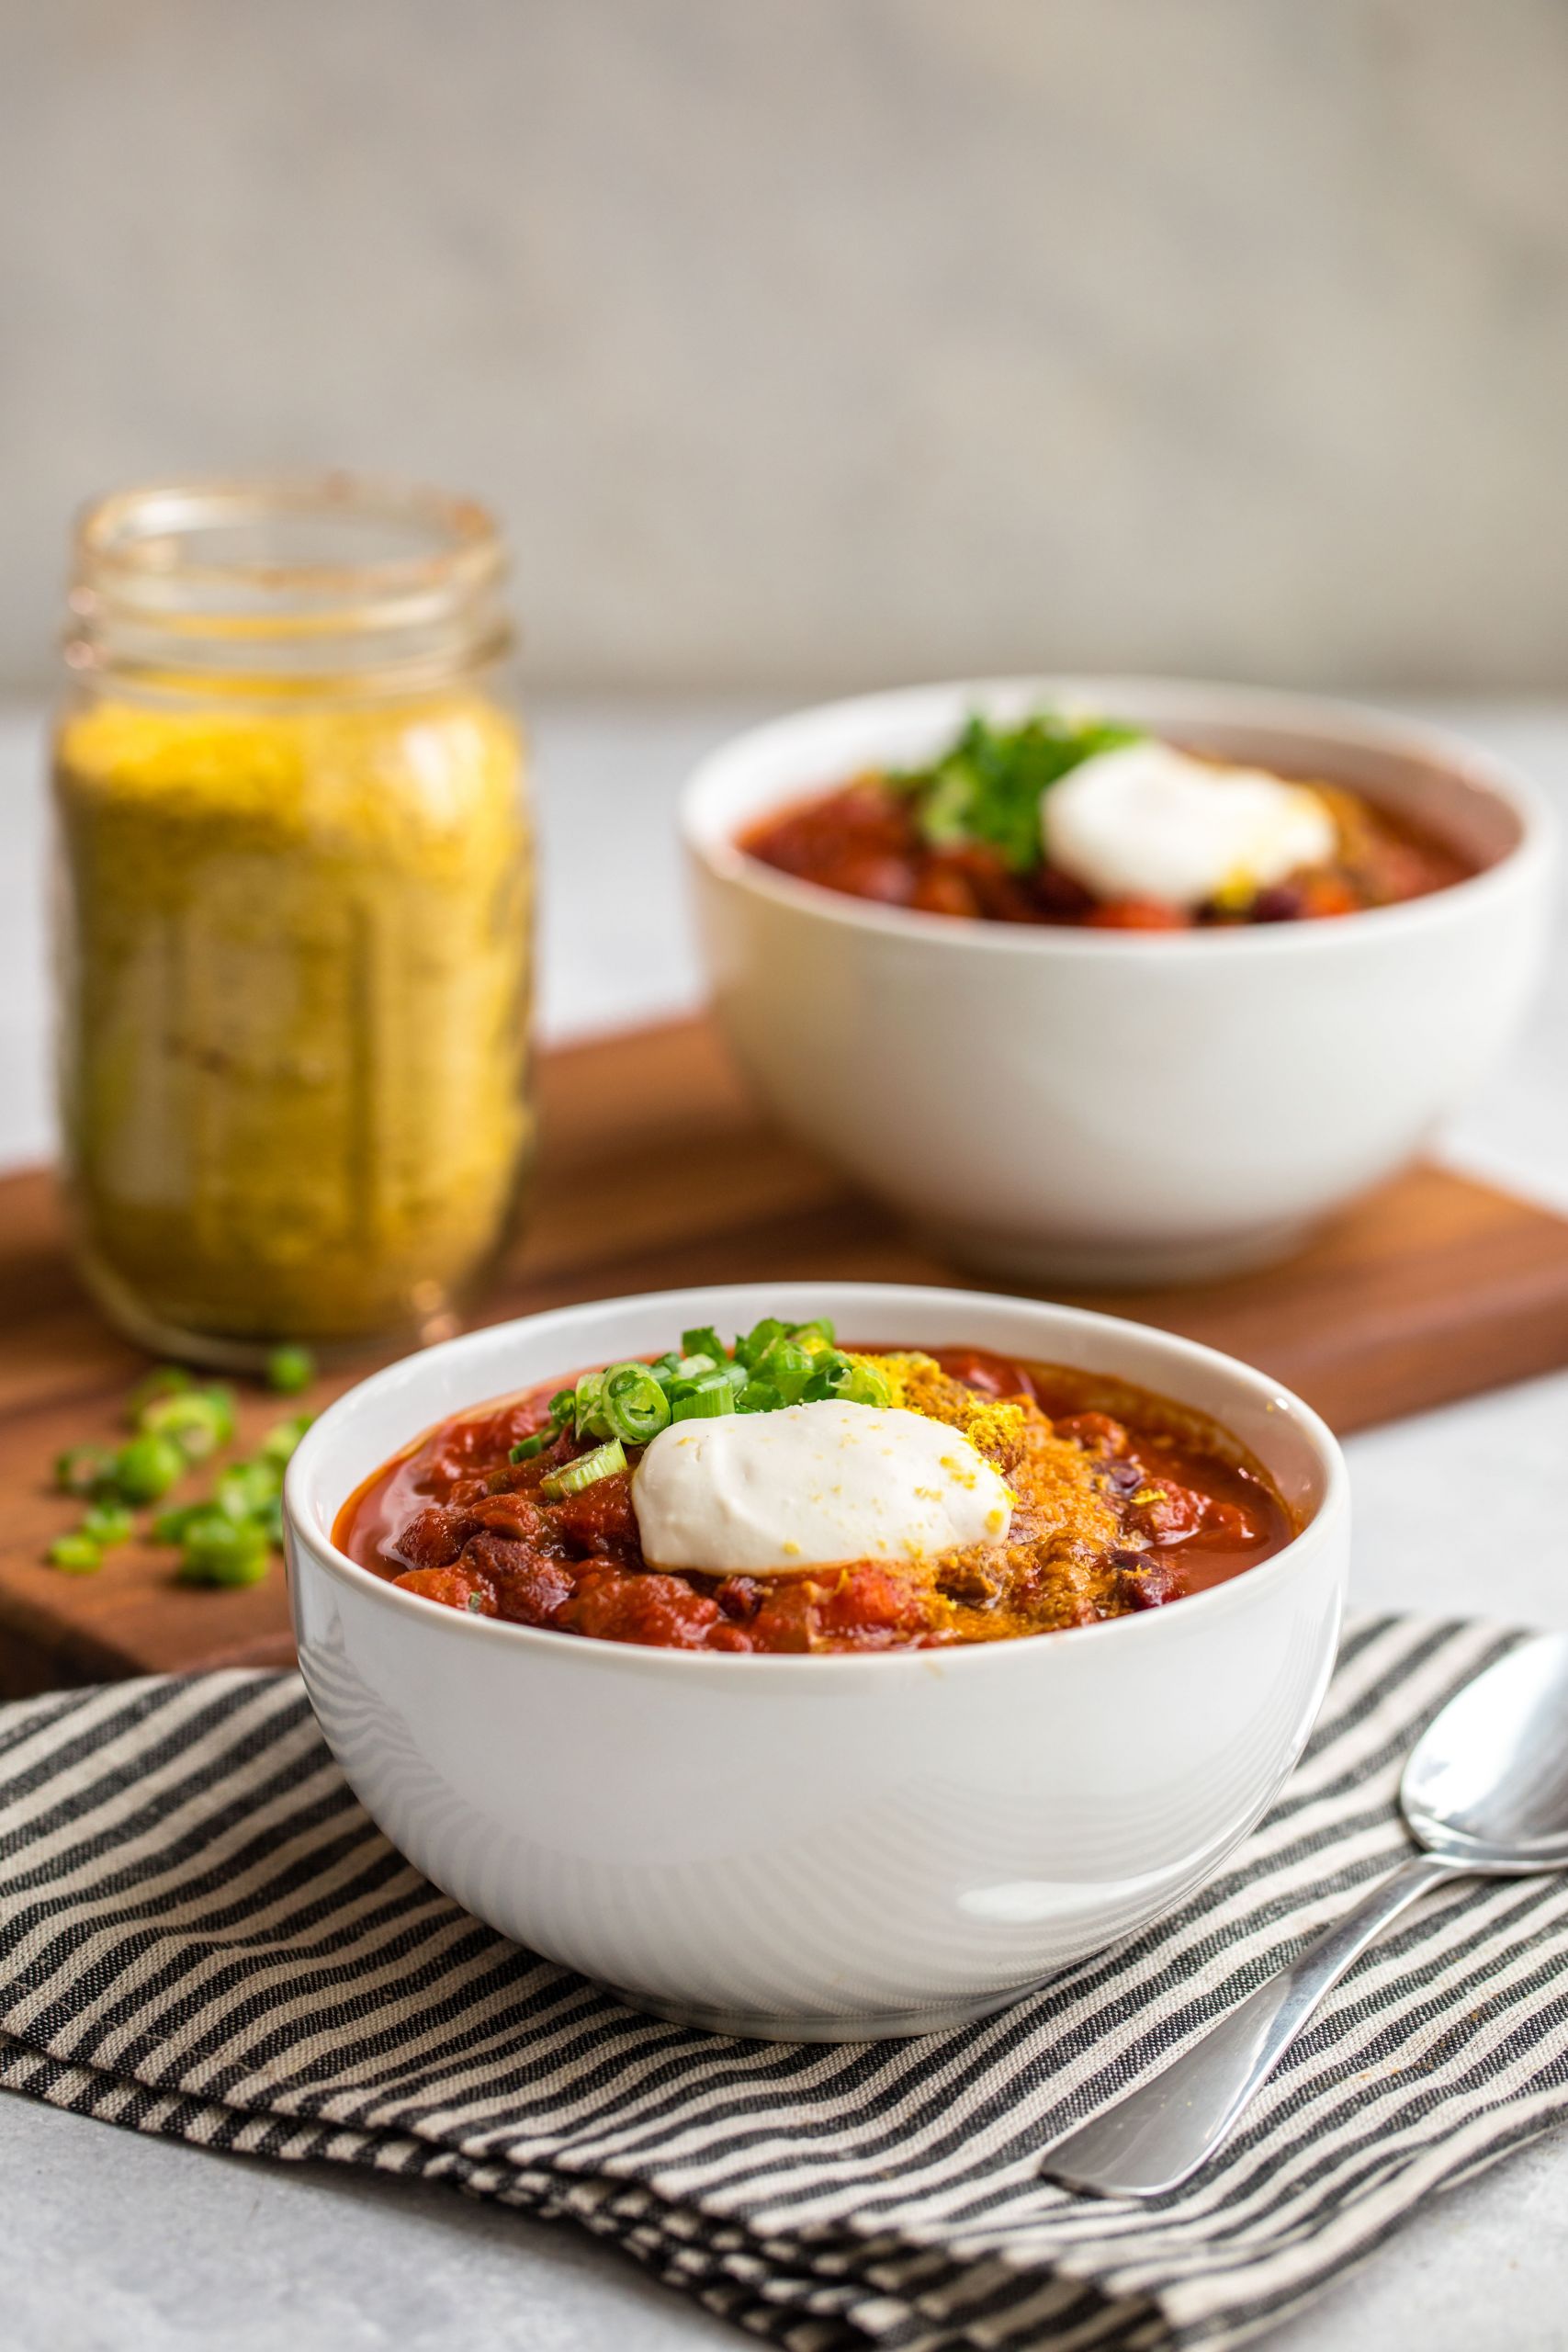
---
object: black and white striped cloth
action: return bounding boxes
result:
[3,1614,1567,2351]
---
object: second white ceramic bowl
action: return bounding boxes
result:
[683,678,1555,1282]
[285,1282,1348,2041]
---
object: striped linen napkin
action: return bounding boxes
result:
[3,1613,1567,2352]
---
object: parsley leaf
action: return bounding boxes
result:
[888,712,1143,872]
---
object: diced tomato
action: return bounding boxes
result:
[548,1470,640,1556]
[931,1347,1035,1401]
[389,1505,480,1571]
[472,1492,548,1543]
[461,1533,576,1627]
[558,1567,722,1649]
[391,1566,495,1615]
[1083,898,1190,931]
[1055,1411,1129,1457]
[817,1565,932,1645]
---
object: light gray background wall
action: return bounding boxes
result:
[5,0,1567,695]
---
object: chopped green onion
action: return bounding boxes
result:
[539,1437,626,1499]
[265,1344,315,1395]
[509,1429,553,1463]
[601,1362,672,1446]
[152,1500,209,1544]
[734,1317,787,1371]
[178,1515,272,1587]
[112,1433,186,1503]
[671,1373,737,1421]
[803,1354,891,1408]
[789,1317,836,1350]
[671,1352,718,1380]
[681,1326,727,1368]
[571,1372,611,1441]
[81,1500,135,1548]
[54,1443,118,1498]
[547,1388,577,1419]
[140,1386,235,1460]
[126,1365,194,1419]
[48,1532,104,1574]
[257,1412,313,1466]
[736,1380,781,1413]
[751,1337,815,1404]
[722,1357,750,1393]
[216,1460,283,1521]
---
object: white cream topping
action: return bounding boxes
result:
[1044,741,1337,910]
[630,1400,1013,1576]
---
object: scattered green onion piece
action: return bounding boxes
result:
[647,1353,682,1386]
[736,1380,780,1413]
[804,1356,890,1408]
[567,1372,607,1440]
[81,1500,135,1548]
[752,1337,814,1403]
[265,1344,315,1395]
[601,1363,672,1446]
[152,1501,209,1545]
[671,1373,737,1422]
[509,1430,553,1463]
[126,1365,194,1419]
[54,1443,118,1498]
[257,1412,313,1466]
[722,1357,750,1394]
[734,1317,787,1371]
[48,1532,104,1574]
[217,1460,283,1521]
[680,1326,727,1368]
[671,1352,718,1381]
[140,1387,232,1461]
[113,1432,186,1503]
[788,1317,836,1350]
[178,1516,272,1588]
[547,1388,578,1419]
[539,1437,626,1499]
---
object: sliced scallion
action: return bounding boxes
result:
[671,1374,737,1422]
[572,1372,611,1441]
[540,1437,626,1499]
[48,1533,104,1574]
[601,1363,672,1446]
[54,1443,117,1498]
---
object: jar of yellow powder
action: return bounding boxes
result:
[52,476,534,1366]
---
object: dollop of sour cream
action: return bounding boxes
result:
[1044,741,1337,910]
[630,1400,1013,1576]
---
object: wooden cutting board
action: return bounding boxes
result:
[6,1013,1568,1697]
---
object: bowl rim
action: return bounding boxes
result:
[284,1280,1350,1684]
[680,673,1557,959]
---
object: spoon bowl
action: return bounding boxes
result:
[1402,1633,1568,1871]
[1042,1631,1568,2197]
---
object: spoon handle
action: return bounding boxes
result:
[1040,1850,1460,2198]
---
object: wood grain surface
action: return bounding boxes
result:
[6,1014,1568,1696]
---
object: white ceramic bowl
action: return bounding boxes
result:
[285,1281,1348,2041]
[683,678,1556,1282]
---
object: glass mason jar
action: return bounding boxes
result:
[52,476,534,1368]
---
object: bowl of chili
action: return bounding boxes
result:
[682,678,1555,1282]
[284,1281,1348,2040]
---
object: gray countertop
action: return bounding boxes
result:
[4,698,1567,2350]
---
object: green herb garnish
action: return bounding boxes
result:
[889,711,1144,872]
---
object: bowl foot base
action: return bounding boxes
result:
[927,1215,1319,1289]
[596,1979,1042,2042]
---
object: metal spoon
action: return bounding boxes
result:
[1040,1632,1568,2198]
